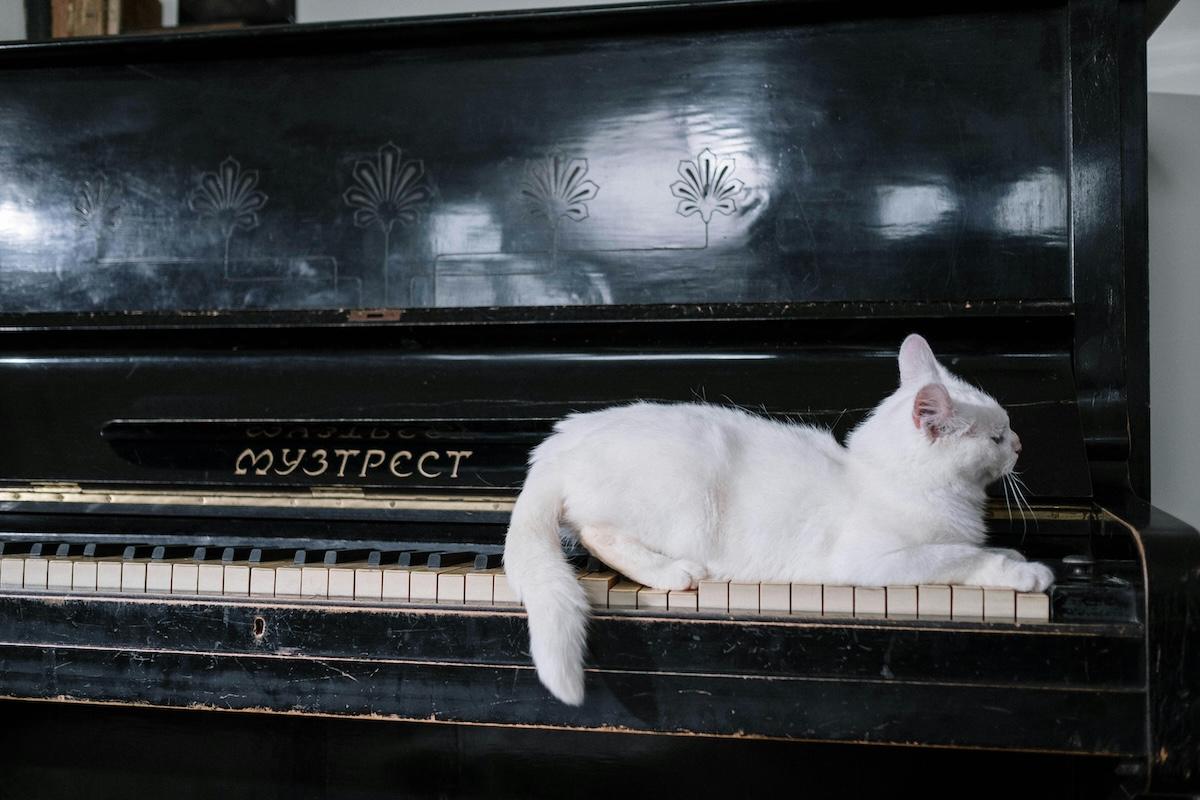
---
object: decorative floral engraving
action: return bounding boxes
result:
[519,151,600,225]
[74,172,121,260]
[670,148,744,244]
[343,142,432,304]
[188,157,268,271]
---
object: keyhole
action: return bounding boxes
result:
[253,616,266,638]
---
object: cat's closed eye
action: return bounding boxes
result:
[990,434,1005,444]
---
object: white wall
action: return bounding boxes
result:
[1149,0,1200,529]
[0,4,25,41]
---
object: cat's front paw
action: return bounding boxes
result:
[998,559,1055,592]
[659,560,707,591]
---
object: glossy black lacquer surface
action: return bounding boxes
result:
[0,6,1068,314]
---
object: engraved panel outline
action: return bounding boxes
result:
[187,156,269,276]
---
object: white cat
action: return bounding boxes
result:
[503,334,1054,705]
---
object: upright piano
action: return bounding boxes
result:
[0,1,1195,797]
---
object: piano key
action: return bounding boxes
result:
[667,589,698,611]
[854,587,886,618]
[697,580,729,611]
[354,567,384,601]
[396,551,432,568]
[250,563,288,597]
[411,565,469,602]
[951,585,984,620]
[608,580,640,608]
[172,563,199,594]
[47,558,74,589]
[886,585,918,618]
[585,555,609,572]
[426,551,474,569]
[492,572,518,605]
[728,582,759,613]
[822,585,854,617]
[917,585,952,619]
[146,561,173,593]
[464,568,499,605]
[83,543,126,558]
[300,566,329,598]
[983,588,1017,621]
[579,570,618,607]
[121,561,148,593]
[367,549,406,567]
[28,542,63,558]
[221,547,253,564]
[223,563,251,595]
[275,565,303,597]
[197,562,224,594]
[250,547,300,564]
[72,560,97,591]
[436,569,470,604]
[580,568,619,606]
[790,584,823,616]
[637,587,669,609]
[760,583,790,614]
[151,545,195,561]
[381,567,411,601]
[97,560,123,591]
[327,565,358,598]
[54,543,86,558]
[473,552,503,570]
[292,549,324,565]
[122,545,156,560]
[322,548,373,566]
[0,542,36,556]
[191,546,225,562]
[1016,592,1051,622]
[23,557,49,589]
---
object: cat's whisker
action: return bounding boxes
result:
[1005,474,1029,540]
[1001,473,1014,527]
[1010,474,1040,533]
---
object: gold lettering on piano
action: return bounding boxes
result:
[232,447,473,482]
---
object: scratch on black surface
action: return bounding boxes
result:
[316,659,359,682]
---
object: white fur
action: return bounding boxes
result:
[503,334,1053,705]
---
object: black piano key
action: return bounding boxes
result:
[83,543,128,558]
[0,542,37,556]
[473,553,503,570]
[293,549,326,565]
[586,555,611,572]
[192,546,224,561]
[426,551,474,569]
[367,549,404,567]
[249,547,300,564]
[29,542,65,558]
[221,547,253,563]
[123,545,157,560]
[151,545,195,561]
[396,551,431,568]
[323,549,374,566]
[54,543,87,558]
[566,554,589,570]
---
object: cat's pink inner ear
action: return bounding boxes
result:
[898,334,940,386]
[912,383,954,438]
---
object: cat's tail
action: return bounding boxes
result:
[502,460,590,706]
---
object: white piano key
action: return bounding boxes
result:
[759,583,790,614]
[121,562,148,593]
[97,561,123,591]
[146,562,173,594]
[72,561,97,591]
[493,572,518,605]
[23,558,49,589]
[822,585,854,617]
[0,557,24,588]
[436,569,468,604]
[381,568,410,601]
[608,580,640,608]
[697,580,729,611]
[579,570,617,607]
[47,560,74,590]
[223,564,251,596]
[1016,592,1051,622]
[637,587,669,609]
[886,585,918,618]
[917,585,952,619]
[300,566,328,598]
[354,567,384,601]
[249,566,277,597]
[197,563,224,594]
[983,588,1016,621]
[275,566,302,597]
[728,582,760,613]
[854,587,886,618]
[464,569,498,605]
[790,584,823,616]
[951,585,984,620]
[667,589,698,611]
[172,563,199,594]
[411,565,468,602]
[328,567,356,599]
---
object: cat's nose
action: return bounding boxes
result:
[1012,434,1022,454]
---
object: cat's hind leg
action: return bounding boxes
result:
[579,525,706,590]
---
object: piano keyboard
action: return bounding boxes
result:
[0,543,1052,623]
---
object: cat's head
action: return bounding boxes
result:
[846,334,1020,489]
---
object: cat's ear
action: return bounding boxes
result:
[913,383,955,439]
[898,334,940,386]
